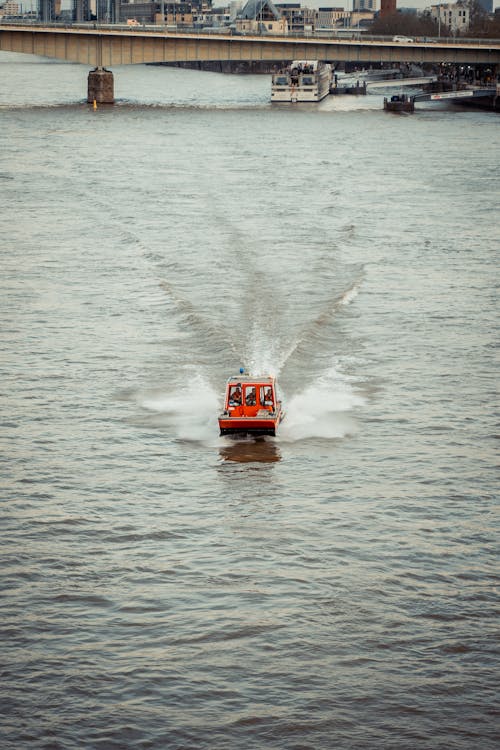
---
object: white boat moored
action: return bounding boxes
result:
[271,60,332,103]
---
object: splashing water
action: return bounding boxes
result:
[136,361,363,444]
[279,364,365,442]
[140,371,220,442]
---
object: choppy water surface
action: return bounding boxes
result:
[1,52,499,749]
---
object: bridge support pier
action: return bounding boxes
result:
[87,67,114,104]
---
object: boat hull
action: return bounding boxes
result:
[384,95,415,113]
[271,85,330,103]
[218,410,284,437]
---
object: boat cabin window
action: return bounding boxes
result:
[275,76,288,85]
[260,386,274,407]
[302,76,314,85]
[244,386,257,406]
[228,384,242,405]
[230,383,274,408]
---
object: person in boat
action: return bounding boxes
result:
[229,385,242,405]
[263,388,274,406]
[245,387,256,406]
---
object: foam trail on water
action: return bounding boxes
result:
[140,371,220,442]
[339,283,359,307]
[279,363,365,442]
[244,281,361,381]
[274,278,363,376]
[246,323,280,377]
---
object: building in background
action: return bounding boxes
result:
[236,0,289,33]
[316,7,350,28]
[429,2,470,34]
[352,0,376,11]
[0,1,21,16]
[38,0,62,20]
[275,2,316,32]
[95,0,119,22]
[154,1,196,26]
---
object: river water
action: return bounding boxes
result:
[1,52,499,749]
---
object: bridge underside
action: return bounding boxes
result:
[1,28,499,68]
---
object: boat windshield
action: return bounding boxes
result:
[244,385,257,406]
[260,386,274,408]
[228,384,242,405]
[227,381,275,410]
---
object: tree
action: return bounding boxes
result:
[369,11,441,38]
[464,0,500,38]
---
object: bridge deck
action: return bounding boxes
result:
[1,23,499,68]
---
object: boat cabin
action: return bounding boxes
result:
[225,376,276,417]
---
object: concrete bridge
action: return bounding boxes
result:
[1,22,499,103]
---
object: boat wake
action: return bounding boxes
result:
[271,276,363,377]
[128,235,366,445]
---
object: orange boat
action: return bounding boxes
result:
[218,373,284,437]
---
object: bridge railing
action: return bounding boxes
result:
[1,20,500,47]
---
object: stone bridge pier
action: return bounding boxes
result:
[87,67,114,104]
